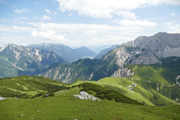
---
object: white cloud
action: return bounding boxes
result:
[165,22,180,33]
[116,19,157,27]
[31,30,68,43]
[56,0,180,18]
[28,22,150,46]
[116,11,136,20]
[42,15,51,20]
[0,21,160,47]
[171,13,176,16]
[28,22,158,38]
[29,22,124,34]
[45,9,52,14]
[14,9,30,14]
[0,24,34,32]
[68,13,72,16]
[20,17,28,20]
[149,0,180,5]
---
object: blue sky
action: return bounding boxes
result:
[0,0,180,48]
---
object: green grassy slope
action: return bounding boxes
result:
[70,77,177,106]
[1,86,180,120]
[96,77,177,106]
[0,76,180,120]
[132,65,169,84]
[125,61,180,103]
[0,75,68,98]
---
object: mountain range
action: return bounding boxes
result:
[38,32,180,107]
[28,43,96,62]
[1,32,180,82]
[0,43,66,77]
[1,32,180,119]
[40,32,180,83]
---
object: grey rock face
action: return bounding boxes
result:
[111,67,134,77]
[134,32,180,58]
[102,32,180,78]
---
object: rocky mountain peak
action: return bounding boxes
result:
[0,43,14,52]
[134,32,180,50]
[0,43,66,77]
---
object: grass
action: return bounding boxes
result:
[0,75,177,106]
[1,86,180,120]
[0,75,180,120]
[98,77,132,87]
[94,77,176,106]
[132,65,169,84]
[0,75,67,98]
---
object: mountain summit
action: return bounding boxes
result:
[0,43,66,77]
[134,32,180,57]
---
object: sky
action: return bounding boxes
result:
[0,0,180,49]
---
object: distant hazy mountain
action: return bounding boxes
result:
[94,45,119,59]
[71,46,97,61]
[39,32,180,83]
[28,43,96,62]
[0,43,66,77]
[87,45,113,54]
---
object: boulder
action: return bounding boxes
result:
[73,91,99,101]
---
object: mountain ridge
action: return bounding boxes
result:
[28,43,96,62]
[0,43,66,77]
[94,45,119,59]
[39,32,180,83]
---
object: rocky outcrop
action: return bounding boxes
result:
[111,67,134,77]
[73,91,99,101]
[0,97,6,100]
[118,32,180,65]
